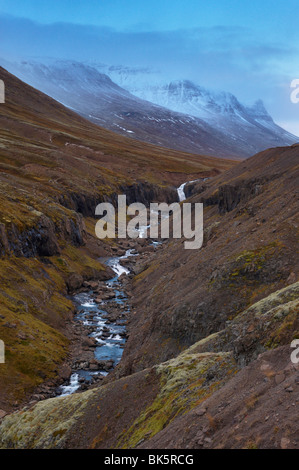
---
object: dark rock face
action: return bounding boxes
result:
[58,182,178,219]
[0,212,86,258]
[0,223,10,255]
[184,181,206,199]
[58,193,99,218]
[122,182,178,206]
[202,177,268,214]
[24,216,60,257]
[0,216,59,257]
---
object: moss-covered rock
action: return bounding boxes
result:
[0,389,96,449]
[223,281,299,364]
[117,349,237,448]
[184,282,299,366]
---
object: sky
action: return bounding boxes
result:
[0,0,298,135]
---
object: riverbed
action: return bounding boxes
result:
[58,179,197,396]
[58,249,136,396]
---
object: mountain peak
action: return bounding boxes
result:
[247,99,272,120]
[2,58,297,158]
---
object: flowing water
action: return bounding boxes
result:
[58,249,136,396]
[177,178,208,202]
[177,182,188,202]
[58,179,202,396]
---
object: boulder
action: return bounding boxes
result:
[58,364,72,381]
[66,273,84,292]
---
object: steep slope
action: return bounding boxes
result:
[0,66,233,189]
[0,65,234,410]
[139,344,299,449]
[1,145,298,449]
[1,288,297,449]
[119,144,299,374]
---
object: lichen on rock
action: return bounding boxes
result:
[0,389,96,449]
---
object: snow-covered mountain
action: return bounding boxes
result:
[128,79,292,136]
[91,63,297,146]
[2,58,297,159]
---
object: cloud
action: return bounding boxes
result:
[0,14,298,132]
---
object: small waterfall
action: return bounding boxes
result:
[177,178,207,202]
[177,182,187,202]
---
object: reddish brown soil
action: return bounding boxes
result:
[140,346,299,449]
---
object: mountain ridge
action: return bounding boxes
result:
[91,62,298,138]
[2,58,297,159]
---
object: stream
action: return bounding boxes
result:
[177,178,208,202]
[57,179,200,396]
[58,249,135,396]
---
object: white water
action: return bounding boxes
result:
[177,182,187,202]
[56,182,202,397]
[177,178,208,202]
[59,373,80,397]
[108,258,130,276]
[57,249,136,397]
[107,249,136,276]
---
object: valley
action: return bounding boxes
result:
[0,66,233,411]
[0,64,298,450]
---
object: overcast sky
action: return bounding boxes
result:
[0,0,298,135]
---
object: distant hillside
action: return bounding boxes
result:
[2,59,297,159]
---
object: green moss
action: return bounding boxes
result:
[230,242,281,279]
[0,238,108,407]
[0,389,96,449]
[117,350,237,448]
[226,282,299,354]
